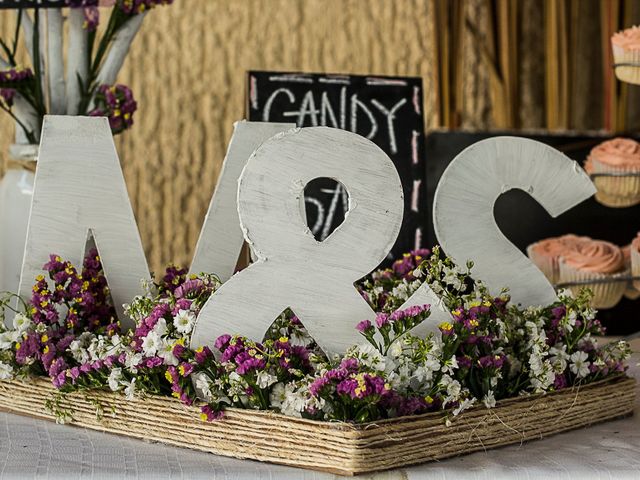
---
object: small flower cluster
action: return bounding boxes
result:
[0,248,631,426]
[0,249,117,387]
[89,84,137,134]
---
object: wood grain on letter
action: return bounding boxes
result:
[433,137,596,307]
[189,121,294,280]
[19,116,150,328]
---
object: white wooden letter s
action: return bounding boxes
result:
[433,137,596,307]
[18,116,150,327]
[191,127,404,354]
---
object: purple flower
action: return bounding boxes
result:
[375,313,390,328]
[88,84,137,134]
[356,319,372,333]
[214,334,232,352]
[200,404,223,422]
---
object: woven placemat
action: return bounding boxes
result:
[0,375,634,476]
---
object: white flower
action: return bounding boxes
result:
[108,368,122,391]
[173,309,196,334]
[12,313,31,333]
[141,331,161,356]
[452,397,476,416]
[123,378,137,400]
[570,351,590,379]
[549,344,568,372]
[441,355,458,375]
[0,331,19,350]
[482,390,496,409]
[256,371,278,389]
[352,344,386,371]
[0,361,13,379]
[194,373,213,401]
[124,351,143,372]
[152,318,168,337]
[387,341,404,358]
[269,382,286,409]
[157,340,179,366]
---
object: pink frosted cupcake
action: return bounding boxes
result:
[558,239,627,309]
[612,26,640,84]
[584,138,640,207]
[527,234,590,284]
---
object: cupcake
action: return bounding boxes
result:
[584,138,640,207]
[558,239,627,309]
[527,234,590,285]
[622,242,640,299]
[612,26,640,84]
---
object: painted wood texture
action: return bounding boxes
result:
[433,137,596,307]
[18,116,150,327]
[189,121,294,281]
[191,127,404,354]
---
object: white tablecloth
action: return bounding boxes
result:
[0,341,639,479]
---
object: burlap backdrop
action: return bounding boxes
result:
[0,0,637,274]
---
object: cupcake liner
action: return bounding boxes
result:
[558,261,628,309]
[624,286,640,300]
[632,246,640,291]
[588,155,640,208]
[526,244,559,285]
[612,44,640,85]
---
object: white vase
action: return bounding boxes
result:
[0,144,37,296]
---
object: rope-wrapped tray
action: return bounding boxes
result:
[0,375,635,476]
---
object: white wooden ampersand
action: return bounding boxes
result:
[433,137,596,307]
[18,116,150,327]
[189,121,294,281]
[190,127,405,354]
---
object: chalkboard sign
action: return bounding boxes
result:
[0,0,63,7]
[247,71,426,264]
[425,130,640,335]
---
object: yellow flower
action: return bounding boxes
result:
[439,321,453,331]
[425,395,433,404]
[164,370,173,382]
[40,300,49,308]
[35,274,44,282]
[452,309,462,316]
[15,343,20,350]
[469,319,479,328]
[41,334,49,343]
[200,413,208,421]
[178,365,186,376]
[194,346,204,353]
[279,336,288,343]
[171,391,180,398]
[174,338,185,347]
[483,301,491,307]
[43,345,49,354]
[469,300,481,308]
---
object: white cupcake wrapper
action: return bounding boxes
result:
[612,44,640,85]
[589,155,640,208]
[558,261,628,309]
[527,244,559,285]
